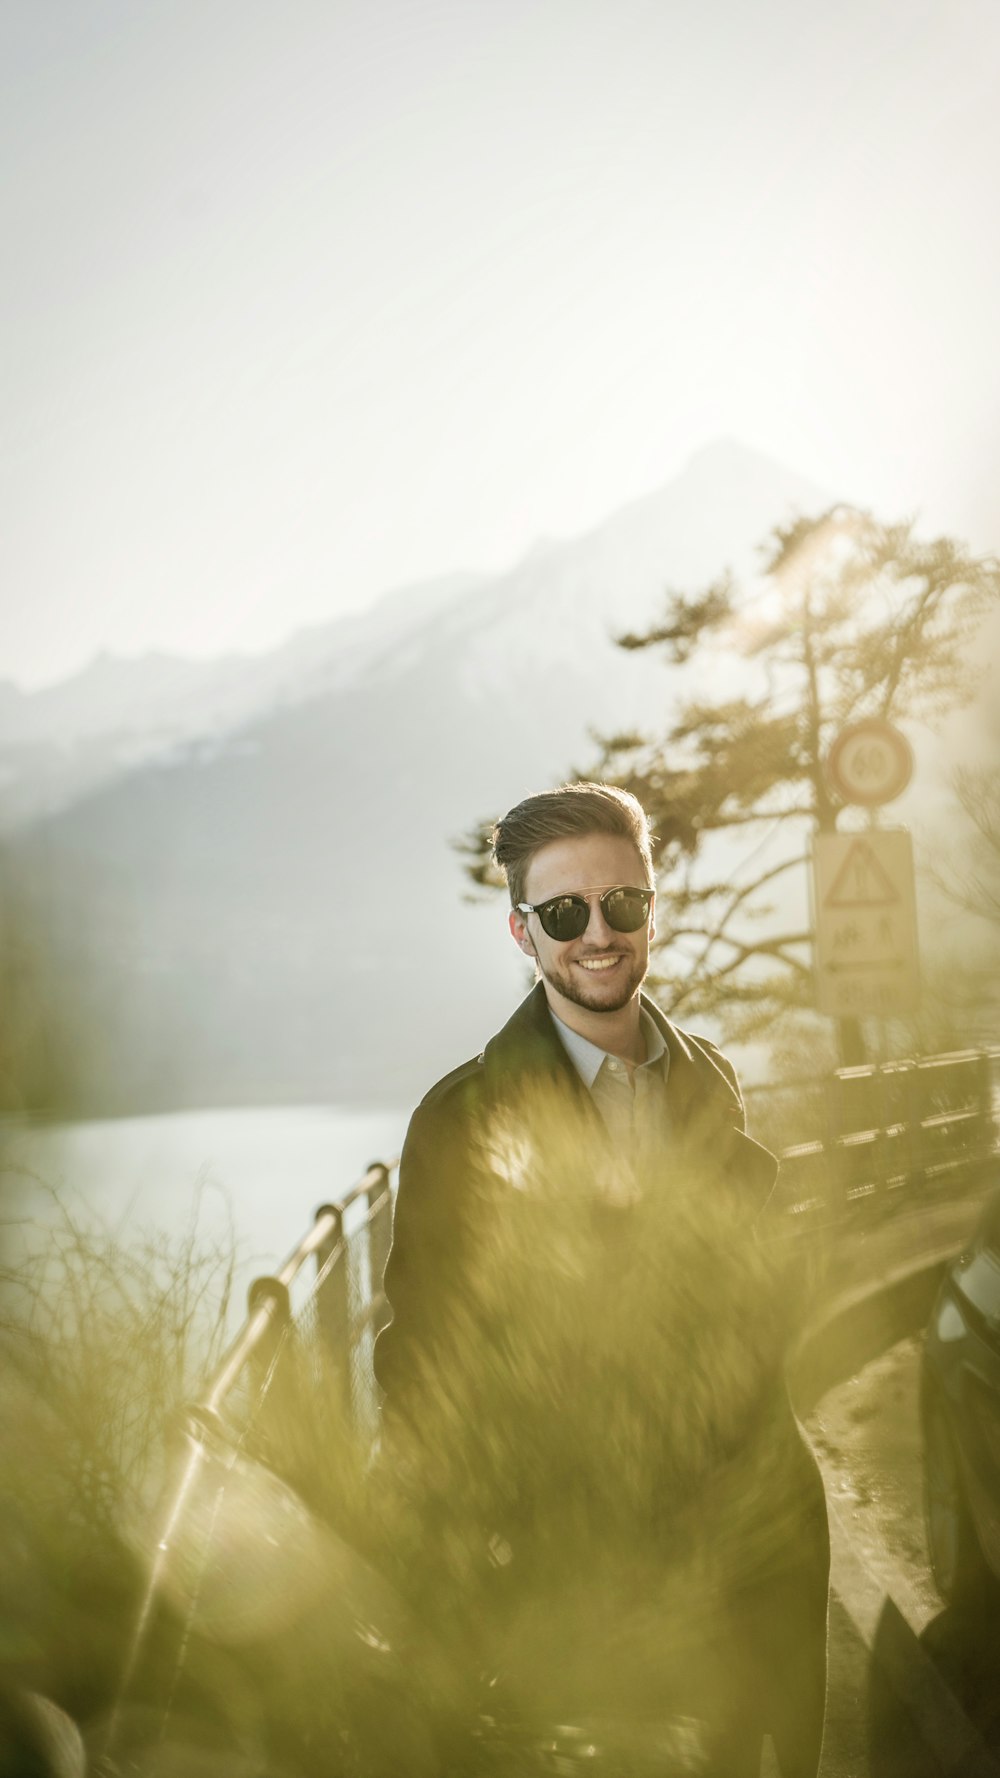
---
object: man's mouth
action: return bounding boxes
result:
[577,956,624,972]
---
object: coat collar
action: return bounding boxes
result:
[480,981,777,1210]
[482,981,741,1129]
[481,980,586,1101]
[476,981,779,1216]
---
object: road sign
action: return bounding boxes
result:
[827,718,913,807]
[812,828,920,1017]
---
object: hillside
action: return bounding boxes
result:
[3,441,834,1112]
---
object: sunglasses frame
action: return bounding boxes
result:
[516,884,654,943]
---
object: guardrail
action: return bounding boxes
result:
[747,1048,999,1232]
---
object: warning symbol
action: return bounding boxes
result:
[811,828,919,1016]
[825,838,900,909]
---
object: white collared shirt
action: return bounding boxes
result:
[550,1006,672,1174]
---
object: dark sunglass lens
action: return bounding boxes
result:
[604,889,650,932]
[540,896,589,941]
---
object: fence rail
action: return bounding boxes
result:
[748,1047,999,1231]
[196,1157,397,1444]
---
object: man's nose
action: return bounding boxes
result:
[583,899,617,945]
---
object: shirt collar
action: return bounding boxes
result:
[550,1005,668,1088]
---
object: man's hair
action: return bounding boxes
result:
[491,782,655,908]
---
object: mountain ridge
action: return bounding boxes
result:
[2,439,837,1112]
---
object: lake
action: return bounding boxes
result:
[0,1103,408,1322]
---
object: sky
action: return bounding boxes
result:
[4,0,1000,689]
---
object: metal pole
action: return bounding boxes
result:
[313,1201,352,1419]
[365,1162,393,1339]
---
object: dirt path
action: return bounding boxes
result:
[809,1332,1000,1771]
[807,1333,941,1633]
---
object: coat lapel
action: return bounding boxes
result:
[481,981,595,1109]
[645,1001,778,1212]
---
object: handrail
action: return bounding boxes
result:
[198,1156,398,1426]
[202,1283,291,1418]
[275,1158,395,1290]
[770,1048,998,1229]
[744,1046,1000,1101]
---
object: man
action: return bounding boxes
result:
[374,782,828,1777]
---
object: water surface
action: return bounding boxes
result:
[1,1103,407,1308]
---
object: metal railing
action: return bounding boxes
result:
[194,1157,397,1449]
[107,1161,398,1754]
[746,1047,1000,1232]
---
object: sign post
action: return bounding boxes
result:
[817,718,919,1057]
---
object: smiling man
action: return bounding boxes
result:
[509,829,654,1039]
[374,782,829,1778]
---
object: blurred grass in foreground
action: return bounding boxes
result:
[0,1086,824,1775]
[0,1190,237,1738]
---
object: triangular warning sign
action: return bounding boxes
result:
[825,838,899,908]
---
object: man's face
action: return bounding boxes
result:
[508,832,654,1019]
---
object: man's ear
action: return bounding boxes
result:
[509,907,536,958]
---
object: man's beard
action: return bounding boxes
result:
[536,949,647,1014]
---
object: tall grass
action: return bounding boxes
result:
[0,1184,238,1735]
[0,1091,824,1774]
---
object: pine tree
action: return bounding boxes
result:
[462,506,1000,1064]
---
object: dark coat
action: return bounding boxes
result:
[374,983,829,1775]
[375,982,779,1403]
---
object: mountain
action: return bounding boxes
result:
[0,570,487,829]
[2,441,833,1114]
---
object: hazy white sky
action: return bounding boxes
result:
[4,0,1000,688]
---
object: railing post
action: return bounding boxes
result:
[366,1162,393,1339]
[313,1201,352,1419]
[908,1058,928,1190]
[823,1071,842,1215]
[244,1275,293,1446]
[876,1060,907,1207]
[246,1275,291,1380]
[967,1045,989,1173]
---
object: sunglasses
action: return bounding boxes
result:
[517,885,653,943]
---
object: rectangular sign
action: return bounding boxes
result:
[811,828,920,1018]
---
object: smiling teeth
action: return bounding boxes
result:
[579,957,620,970]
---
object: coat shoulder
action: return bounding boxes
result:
[681,1028,743,1094]
[414,1052,486,1118]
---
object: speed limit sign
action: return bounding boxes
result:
[827,718,913,808]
